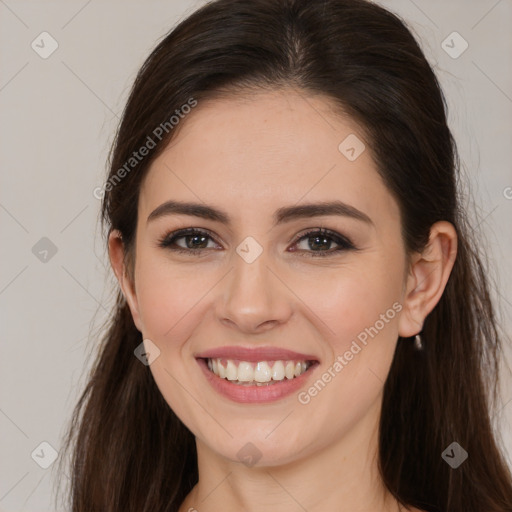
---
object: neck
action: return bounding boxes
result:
[179,398,402,512]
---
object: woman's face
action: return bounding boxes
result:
[120,88,416,467]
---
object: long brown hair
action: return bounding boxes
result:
[56,0,512,510]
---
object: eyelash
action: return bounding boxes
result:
[157,227,356,258]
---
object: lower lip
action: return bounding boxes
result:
[196,358,318,403]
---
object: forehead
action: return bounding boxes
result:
[139,88,400,230]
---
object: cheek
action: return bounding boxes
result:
[291,275,402,437]
[133,257,216,417]
[297,264,403,353]
[134,247,213,341]
[298,262,404,415]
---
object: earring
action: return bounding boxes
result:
[414,333,423,350]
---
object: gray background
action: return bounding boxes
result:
[1,0,511,510]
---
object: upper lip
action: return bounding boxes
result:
[195,346,319,362]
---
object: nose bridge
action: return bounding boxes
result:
[217,239,291,332]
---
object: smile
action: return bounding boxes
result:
[206,358,312,385]
[195,346,320,403]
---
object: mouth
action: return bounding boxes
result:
[202,357,317,386]
[194,347,320,403]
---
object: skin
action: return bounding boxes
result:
[109,88,457,512]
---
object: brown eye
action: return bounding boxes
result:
[289,228,355,257]
[158,228,220,255]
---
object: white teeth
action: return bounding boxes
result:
[218,361,226,378]
[237,362,253,382]
[206,358,312,383]
[226,360,238,380]
[285,361,295,379]
[271,360,285,380]
[254,361,272,382]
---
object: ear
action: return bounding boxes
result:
[398,221,458,338]
[108,229,143,332]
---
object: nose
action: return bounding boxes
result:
[215,247,293,335]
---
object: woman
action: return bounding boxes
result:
[57,0,512,511]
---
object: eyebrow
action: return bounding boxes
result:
[147,199,374,227]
